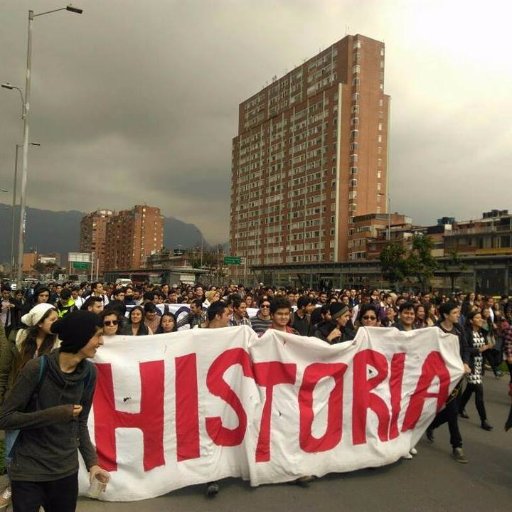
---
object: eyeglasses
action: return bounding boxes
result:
[362,316,377,320]
[261,304,270,308]
[103,320,118,326]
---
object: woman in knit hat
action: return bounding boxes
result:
[0,303,58,405]
[0,311,109,511]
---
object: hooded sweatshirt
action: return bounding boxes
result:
[0,350,98,481]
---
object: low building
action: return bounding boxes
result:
[444,209,512,256]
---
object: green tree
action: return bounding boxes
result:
[379,241,409,287]
[406,234,438,292]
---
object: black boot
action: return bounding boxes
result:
[481,420,493,431]
[505,405,512,432]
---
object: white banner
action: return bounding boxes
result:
[79,326,464,501]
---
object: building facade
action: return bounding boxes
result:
[80,209,113,276]
[230,34,389,280]
[444,209,512,257]
[103,205,164,272]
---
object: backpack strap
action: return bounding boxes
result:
[31,354,48,404]
[6,355,49,459]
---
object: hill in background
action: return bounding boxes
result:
[0,203,213,264]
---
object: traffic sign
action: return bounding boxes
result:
[224,256,242,265]
[72,262,90,270]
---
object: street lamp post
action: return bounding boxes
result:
[10,142,40,280]
[5,5,82,289]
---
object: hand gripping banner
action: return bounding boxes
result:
[78,326,464,501]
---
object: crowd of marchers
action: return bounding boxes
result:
[0,280,512,507]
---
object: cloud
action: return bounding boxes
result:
[1,0,511,247]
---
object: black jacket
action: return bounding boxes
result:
[436,321,471,365]
[313,320,355,344]
[0,350,98,481]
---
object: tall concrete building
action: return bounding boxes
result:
[104,205,164,271]
[230,34,389,279]
[80,209,113,276]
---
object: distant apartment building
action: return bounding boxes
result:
[103,205,164,271]
[80,209,113,276]
[230,34,389,279]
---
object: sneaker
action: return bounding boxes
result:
[452,447,469,464]
[481,421,493,431]
[0,487,12,509]
[459,410,470,419]
[410,447,418,456]
[206,482,219,498]
[426,427,434,443]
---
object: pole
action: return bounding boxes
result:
[16,10,33,289]
[10,145,20,280]
[387,196,391,241]
[90,252,95,282]
[200,232,203,268]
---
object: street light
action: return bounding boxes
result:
[10,142,41,281]
[4,4,82,289]
[1,83,25,117]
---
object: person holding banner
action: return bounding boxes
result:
[269,298,299,335]
[313,303,354,344]
[393,302,419,459]
[356,304,379,329]
[0,311,110,512]
[426,302,471,464]
[394,302,416,332]
[204,301,231,497]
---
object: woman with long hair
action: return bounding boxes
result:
[121,306,152,336]
[459,310,493,430]
[427,303,438,326]
[414,304,428,329]
[0,304,59,405]
[155,312,177,334]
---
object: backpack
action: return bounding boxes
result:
[5,355,48,460]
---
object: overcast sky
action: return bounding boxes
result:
[1,0,511,244]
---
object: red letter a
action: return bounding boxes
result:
[401,351,451,432]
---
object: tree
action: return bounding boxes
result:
[380,235,438,292]
[380,241,409,287]
[32,261,58,277]
[406,234,438,292]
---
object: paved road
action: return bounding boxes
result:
[74,374,512,512]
